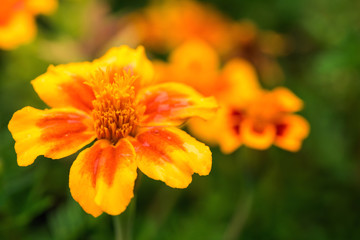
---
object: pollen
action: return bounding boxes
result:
[89,66,138,144]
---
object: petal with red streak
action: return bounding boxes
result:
[188,105,242,154]
[69,139,137,217]
[31,62,95,113]
[131,127,212,188]
[274,115,310,151]
[8,107,95,166]
[137,82,218,126]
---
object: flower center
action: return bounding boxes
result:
[89,66,138,144]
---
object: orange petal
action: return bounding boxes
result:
[274,115,310,151]
[188,105,242,154]
[272,87,303,112]
[167,39,220,96]
[131,127,212,188]
[137,82,218,126]
[241,119,276,150]
[8,107,95,166]
[216,59,261,107]
[170,39,219,72]
[69,139,137,217]
[31,62,96,113]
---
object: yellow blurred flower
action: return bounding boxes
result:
[8,45,217,216]
[0,0,57,50]
[156,40,309,153]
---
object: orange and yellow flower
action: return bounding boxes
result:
[156,40,309,153]
[0,0,57,50]
[8,45,217,217]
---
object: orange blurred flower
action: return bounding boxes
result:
[117,0,233,54]
[0,0,57,50]
[8,45,217,216]
[156,40,309,153]
[114,0,288,84]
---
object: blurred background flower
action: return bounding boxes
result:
[1,0,360,239]
[0,0,57,50]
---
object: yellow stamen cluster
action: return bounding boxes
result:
[89,66,138,144]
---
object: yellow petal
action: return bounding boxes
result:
[31,62,96,113]
[95,45,155,89]
[132,127,212,188]
[8,107,95,166]
[69,139,137,217]
[26,0,58,15]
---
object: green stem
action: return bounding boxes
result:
[113,214,124,240]
[113,196,137,240]
[126,196,137,240]
[223,149,267,240]
[223,188,254,240]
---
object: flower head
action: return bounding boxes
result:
[156,40,309,153]
[115,0,287,82]
[0,0,57,50]
[8,46,217,216]
[117,0,233,54]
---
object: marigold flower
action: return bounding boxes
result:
[0,0,57,50]
[156,40,309,153]
[114,0,287,82]
[8,46,217,216]
[190,59,309,153]
[116,0,233,54]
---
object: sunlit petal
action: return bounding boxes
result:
[8,107,95,166]
[137,82,218,126]
[69,139,137,217]
[31,62,96,113]
[131,127,212,188]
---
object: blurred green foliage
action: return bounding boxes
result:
[1,0,360,239]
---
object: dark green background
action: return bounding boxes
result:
[1,0,359,239]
